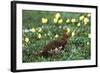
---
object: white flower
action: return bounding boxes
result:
[42,18,48,24]
[25,38,29,43]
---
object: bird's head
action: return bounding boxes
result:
[63,29,72,39]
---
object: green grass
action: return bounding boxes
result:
[22,10,91,62]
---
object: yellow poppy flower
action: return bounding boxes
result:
[55,13,61,19]
[84,17,89,23]
[30,27,36,32]
[71,18,76,23]
[37,27,42,32]
[53,18,58,23]
[58,19,63,24]
[55,34,59,38]
[66,19,70,23]
[25,38,29,43]
[72,32,75,37]
[42,18,48,24]
[67,28,71,33]
[83,17,89,25]
[84,22,88,25]
[87,14,91,17]
[79,15,84,20]
[38,34,42,38]
[77,23,81,27]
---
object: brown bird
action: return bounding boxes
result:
[32,30,72,56]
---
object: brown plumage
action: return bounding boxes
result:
[33,30,71,56]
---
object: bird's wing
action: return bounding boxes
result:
[42,40,64,51]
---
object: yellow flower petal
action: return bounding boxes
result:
[25,38,29,43]
[71,18,76,23]
[55,13,61,19]
[42,18,48,24]
[79,15,84,20]
[58,19,63,24]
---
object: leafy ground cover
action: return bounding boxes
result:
[22,10,91,62]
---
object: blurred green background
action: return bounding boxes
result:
[22,10,91,62]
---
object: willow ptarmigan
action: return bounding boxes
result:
[33,30,71,56]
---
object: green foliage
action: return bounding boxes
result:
[22,10,91,62]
